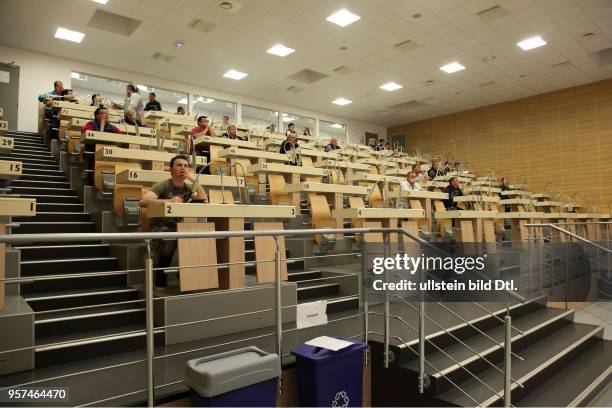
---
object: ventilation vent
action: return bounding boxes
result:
[476,5,508,23]
[218,0,243,14]
[87,9,142,37]
[286,86,304,93]
[189,18,217,33]
[333,65,354,75]
[152,52,175,63]
[551,61,574,69]
[394,39,421,52]
[387,100,429,113]
[287,69,329,84]
[479,80,496,87]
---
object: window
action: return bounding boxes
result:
[281,113,315,136]
[242,105,279,132]
[319,120,347,142]
[192,96,236,125]
[70,72,188,115]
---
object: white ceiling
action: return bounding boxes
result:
[1,0,611,127]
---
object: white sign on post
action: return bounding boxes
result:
[296,300,328,329]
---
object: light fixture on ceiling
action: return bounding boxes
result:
[332,97,352,106]
[483,55,496,62]
[426,80,435,85]
[175,40,185,48]
[412,13,422,19]
[223,69,248,80]
[326,9,361,27]
[92,0,108,4]
[219,1,233,9]
[195,97,215,103]
[339,46,348,51]
[518,74,527,78]
[267,44,295,57]
[439,62,465,73]
[71,72,87,81]
[55,27,85,43]
[582,32,595,40]
[454,91,461,95]
[177,98,188,104]
[517,36,546,50]
[282,116,296,122]
[136,84,154,92]
[331,123,344,129]
[380,82,402,91]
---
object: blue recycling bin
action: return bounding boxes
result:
[184,347,280,407]
[291,339,367,407]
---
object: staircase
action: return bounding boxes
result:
[371,298,612,407]
[1,131,146,367]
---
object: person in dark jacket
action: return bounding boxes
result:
[144,92,162,111]
[280,133,299,165]
[443,177,463,209]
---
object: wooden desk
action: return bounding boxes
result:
[434,175,470,183]
[531,193,551,199]
[345,173,404,184]
[336,148,370,158]
[0,160,22,180]
[499,199,536,206]
[0,121,8,133]
[52,101,120,116]
[497,212,544,243]
[95,146,206,167]
[195,135,257,149]
[466,186,502,194]
[357,158,398,167]
[501,190,531,197]
[147,202,295,290]
[218,147,288,162]
[82,130,179,150]
[533,201,564,207]
[0,197,36,310]
[285,183,369,195]
[333,207,424,243]
[116,169,245,188]
[297,148,337,159]
[314,160,371,171]
[454,195,500,211]
[384,168,410,176]
[66,118,156,136]
[58,108,121,122]
[423,181,448,189]
[0,108,3,118]
[388,190,448,231]
[247,163,327,177]
[471,180,501,187]
[0,136,13,154]
[144,111,195,127]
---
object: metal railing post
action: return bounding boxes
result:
[418,262,425,394]
[383,232,390,369]
[144,240,155,407]
[361,242,369,366]
[504,314,512,407]
[274,237,283,395]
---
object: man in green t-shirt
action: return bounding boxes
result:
[140,155,208,289]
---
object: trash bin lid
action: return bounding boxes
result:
[184,346,281,398]
[291,339,367,362]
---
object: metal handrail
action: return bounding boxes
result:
[525,223,612,255]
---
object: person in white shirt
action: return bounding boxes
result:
[123,84,144,120]
[412,163,427,184]
[400,172,422,191]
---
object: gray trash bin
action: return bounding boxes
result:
[184,346,281,407]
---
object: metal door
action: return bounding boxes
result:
[0,62,19,129]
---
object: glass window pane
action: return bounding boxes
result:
[70,72,188,115]
[282,113,315,136]
[192,96,236,125]
[319,120,347,142]
[242,105,279,132]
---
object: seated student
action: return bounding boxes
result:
[303,127,311,136]
[223,124,245,141]
[219,115,231,133]
[61,89,78,102]
[400,171,422,192]
[123,107,145,127]
[144,92,162,111]
[91,93,104,108]
[443,177,463,209]
[324,137,341,152]
[139,155,208,291]
[81,107,122,185]
[412,163,426,183]
[188,116,214,169]
[385,142,391,150]
[279,133,299,166]
[176,106,186,115]
[38,80,66,102]
[285,122,297,136]
[427,159,439,179]
[375,138,386,151]
[500,176,510,191]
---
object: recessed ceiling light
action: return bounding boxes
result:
[518,74,527,79]
[426,80,435,85]
[483,55,496,62]
[582,32,595,40]
[380,82,403,91]
[454,91,461,95]
[326,9,361,27]
[175,40,185,48]
[332,98,352,106]
[517,36,546,51]
[92,0,108,4]
[54,27,85,43]
[412,13,422,19]
[267,43,295,57]
[219,1,233,9]
[223,69,248,80]
[177,98,188,104]
[439,62,465,73]
[71,72,81,79]
[136,84,153,92]
[339,46,348,51]
[331,123,344,129]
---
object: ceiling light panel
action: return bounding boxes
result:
[380,82,402,91]
[92,0,108,4]
[326,9,361,27]
[517,36,547,50]
[267,44,295,57]
[55,27,85,43]
[223,69,248,80]
[439,62,465,73]
[332,98,352,106]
